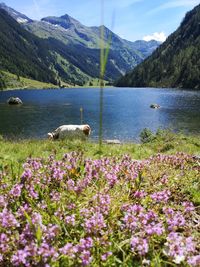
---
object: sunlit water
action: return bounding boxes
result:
[0,87,200,142]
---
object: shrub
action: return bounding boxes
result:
[140,128,155,143]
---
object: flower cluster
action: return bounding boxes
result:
[0,151,199,266]
[164,232,196,264]
[59,237,93,266]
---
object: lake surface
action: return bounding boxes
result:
[0,87,200,142]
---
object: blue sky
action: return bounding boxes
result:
[2,0,199,41]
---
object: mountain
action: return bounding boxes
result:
[0,7,101,87]
[116,4,200,89]
[0,7,104,87]
[39,14,159,58]
[0,3,160,86]
[0,2,32,23]
[25,15,161,83]
[125,40,161,58]
[0,8,57,86]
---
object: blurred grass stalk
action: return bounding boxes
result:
[80,107,83,124]
[99,0,113,150]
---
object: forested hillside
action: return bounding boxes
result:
[0,9,100,87]
[0,9,57,86]
[116,4,200,89]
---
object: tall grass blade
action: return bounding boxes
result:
[99,0,113,150]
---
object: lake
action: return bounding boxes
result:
[0,87,200,142]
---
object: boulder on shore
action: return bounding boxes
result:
[150,103,160,109]
[7,97,23,105]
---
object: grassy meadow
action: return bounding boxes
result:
[0,71,59,90]
[0,71,110,90]
[0,131,199,266]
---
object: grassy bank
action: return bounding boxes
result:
[0,71,58,90]
[0,132,199,266]
[0,71,111,90]
[1,130,199,163]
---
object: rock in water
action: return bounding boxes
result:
[150,104,160,109]
[7,97,23,105]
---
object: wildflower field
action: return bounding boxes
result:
[0,135,200,266]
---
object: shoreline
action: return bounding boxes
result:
[1,85,114,91]
[2,85,200,92]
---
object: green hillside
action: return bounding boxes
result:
[0,9,99,87]
[0,71,58,90]
[0,9,57,87]
[116,4,200,89]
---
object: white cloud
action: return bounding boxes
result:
[143,32,167,42]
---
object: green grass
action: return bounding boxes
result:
[0,131,199,206]
[1,130,199,166]
[0,71,58,90]
[0,70,110,89]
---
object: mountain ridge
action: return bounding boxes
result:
[0,2,161,87]
[25,13,161,82]
[0,2,32,23]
